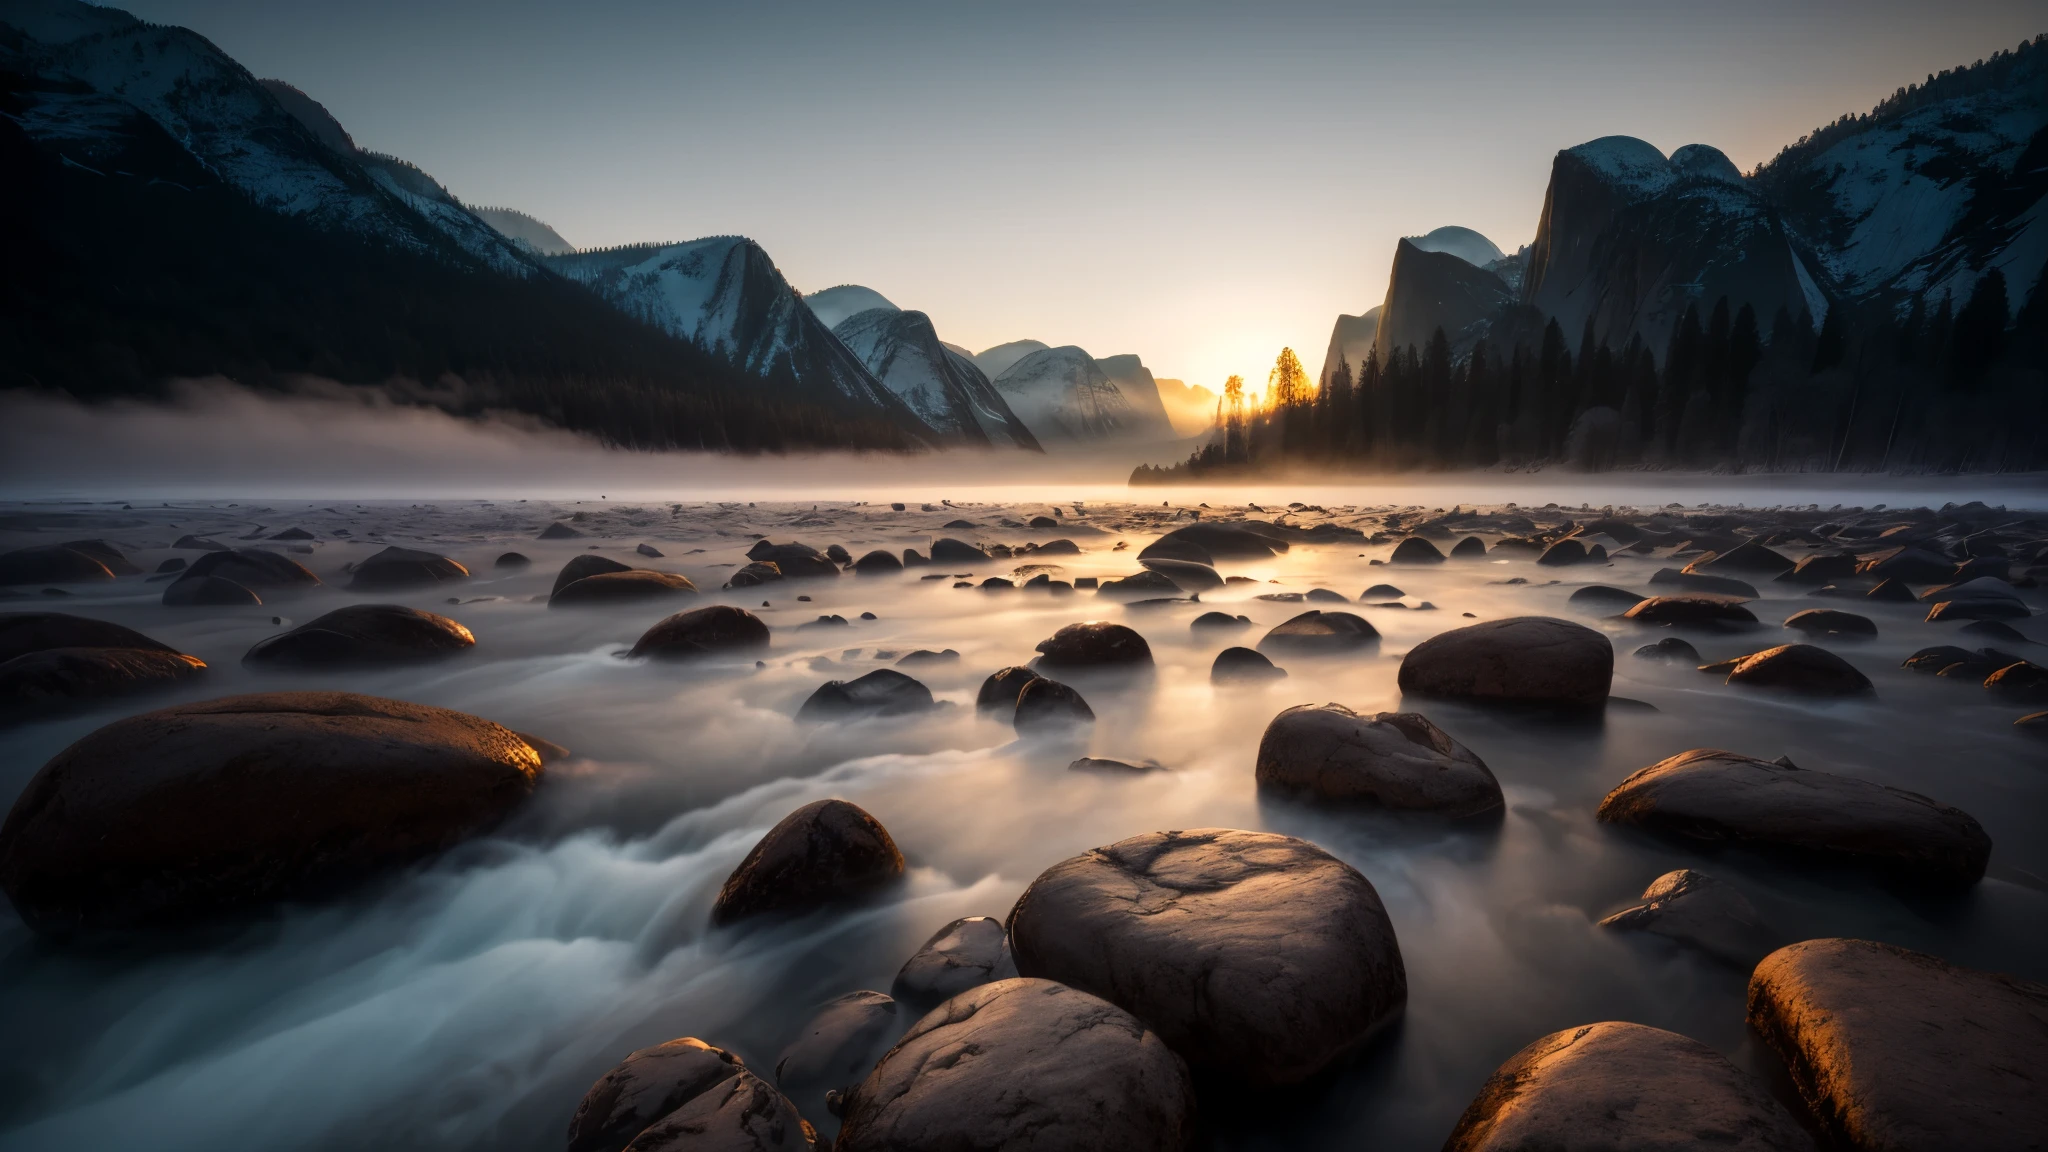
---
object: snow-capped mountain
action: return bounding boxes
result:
[1094,354,1178,436]
[1373,237,1517,360]
[992,346,1150,441]
[831,308,1041,449]
[1317,307,1381,385]
[473,207,575,256]
[972,340,1052,380]
[804,284,898,330]
[1405,226,1506,268]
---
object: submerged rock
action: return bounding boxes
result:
[1783,608,1877,638]
[1597,869,1777,966]
[1398,616,1611,708]
[774,990,899,1126]
[1623,595,1759,628]
[552,554,634,596]
[1211,645,1285,683]
[243,604,474,667]
[1865,577,1918,602]
[1255,610,1380,656]
[1390,537,1446,564]
[1097,570,1182,598]
[711,799,904,925]
[726,561,785,588]
[550,570,699,606]
[975,666,1042,716]
[177,549,320,590]
[537,522,583,539]
[1721,644,1874,696]
[0,647,207,727]
[1569,585,1647,612]
[566,1036,815,1152]
[1777,551,1860,585]
[1451,536,1487,558]
[1256,705,1501,817]
[629,606,771,659]
[1013,677,1094,732]
[1685,539,1794,576]
[1649,568,1759,598]
[0,612,178,663]
[0,544,116,585]
[1633,636,1702,663]
[494,552,531,569]
[347,546,468,591]
[1034,621,1153,669]
[797,669,935,721]
[1136,558,1222,591]
[891,916,1018,1012]
[749,543,840,579]
[1190,611,1252,634]
[853,550,903,575]
[161,574,261,606]
[929,538,988,564]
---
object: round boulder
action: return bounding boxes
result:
[0,647,207,727]
[774,990,900,1126]
[161,574,261,606]
[1569,585,1646,612]
[347,546,468,591]
[1776,552,1859,585]
[1033,622,1152,670]
[550,570,699,606]
[552,554,634,596]
[1255,610,1379,657]
[1783,608,1876,639]
[629,606,771,659]
[243,604,474,667]
[494,552,531,569]
[1255,705,1502,818]
[0,612,178,663]
[1451,536,1487,558]
[1722,644,1874,696]
[853,550,903,575]
[1537,538,1596,566]
[929,538,988,564]
[0,545,115,585]
[749,543,840,579]
[1013,677,1094,732]
[566,1036,815,1152]
[1390,537,1446,564]
[1398,616,1612,708]
[1633,636,1703,663]
[1190,611,1251,635]
[711,798,904,925]
[1596,869,1778,967]
[1211,646,1285,683]
[1136,536,1214,566]
[891,916,1019,1013]
[726,561,785,588]
[835,978,1194,1152]
[1137,558,1222,591]
[975,666,1042,716]
[1686,539,1795,576]
[1097,570,1182,598]
[0,691,545,934]
[180,549,320,590]
[1623,595,1759,628]
[797,669,935,721]
[1006,828,1406,1085]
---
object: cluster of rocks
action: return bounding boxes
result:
[0,612,207,727]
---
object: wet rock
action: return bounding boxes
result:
[1442,1020,1813,1152]
[1959,619,2030,643]
[0,612,178,663]
[900,548,928,567]
[0,647,208,726]
[1927,597,2029,622]
[1097,570,1181,597]
[1902,644,1989,675]
[1364,583,1404,598]
[0,692,544,934]
[174,549,321,592]
[929,538,987,564]
[727,561,785,588]
[1136,536,1215,565]
[1634,636,1702,663]
[1211,645,1286,683]
[749,543,840,579]
[1013,677,1094,731]
[1137,558,1221,591]
[1747,938,2048,1152]
[1070,757,1164,773]
[834,978,1194,1152]
[1721,644,1874,696]
[1451,536,1488,558]
[537,522,582,539]
[58,540,141,575]
[975,666,1042,715]
[494,552,531,568]
[636,543,664,558]
[1537,538,1597,566]
[2017,711,2048,733]
[979,576,1015,591]
[1256,609,1380,656]
[552,570,699,606]
[1146,523,1285,560]
[1777,551,1860,585]
[1920,575,2025,605]
[894,648,958,667]
[1007,828,1406,1085]
[0,545,116,586]
[1029,515,1059,529]
[1858,545,1955,583]
[1985,661,2048,702]
[711,799,904,925]
[1623,595,1759,628]
[348,546,468,591]
[1649,568,1759,598]
[1398,616,1612,708]
[1305,587,1350,603]
[1570,585,1646,612]
[1034,621,1153,669]
[1597,869,1777,967]
[162,574,261,606]
[243,604,474,667]
[1256,705,1501,817]
[566,1036,815,1152]
[1390,537,1446,564]
[154,558,188,574]
[891,916,1018,1013]
[775,990,899,1125]
[852,550,903,575]
[172,535,230,551]
[1597,748,1989,884]
[797,669,935,721]
[1783,608,1877,639]
[1684,539,1794,576]
[1190,611,1251,634]
[630,606,771,659]
[1865,578,1918,602]
[824,544,853,566]
[1034,539,1081,555]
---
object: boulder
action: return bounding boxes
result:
[1537,538,1598,566]
[975,666,1042,716]
[1013,677,1094,732]
[243,604,474,667]
[537,522,582,539]
[1451,536,1488,558]
[1633,636,1702,663]
[1902,644,1990,675]
[1363,583,1404,598]
[1926,597,2029,622]
[1747,938,2048,1152]
[1920,575,2025,606]
[797,669,935,721]
[1305,587,1349,603]
[1145,523,1284,560]
[1033,539,1081,555]
[710,799,904,925]
[1597,869,1777,967]
[894,648,959,668]
[1255,610,1380,657]
[1623,595,1759,628]
[636,543,664,558]
[1442,1021,1814,1152]
[891,916,1018,1013]
[173,535,230,551]
[1007,828,1406,1084]
[1190,611,1251,634]
[1684,539,1794,576]
[834,979,1194,1152]
[494,552,531,568]
[0,544,115,585]
[347,546,468,591]
[161,575,261,606]
[1859,545,1955,583]
[853,550,903,575]
[1029,515,1058,529]
[750,543,840,579]
[1722,644,1874,696]
[1783,608,1877,639]
[1097,570,1182,597]
[1211,645,1286,683]
[550,570,699,606]
[154,558,187,574]
[56,539,141,575]
[630,606,771,660]
[1596,748,1990,884]
[825,544,853,566]
[0,692,544,934]
[900,549,928,567]
[929,538,988,564]
[1960,619,2030,643]
[726,561,785,588]
[1398,616,1612,708]
[553,554,635,596]
[1776,552,1860,585]
[1569,585,1647,612]
[1256,705,1501,817]
[1985,661,2048,702]
[566,1036,815,1152]
[0,647,207,726]
[1136,558,1222,591]
[0,612,177,663]
[1865,578,1917,602]
[179,549,320,589]
[1649,568,1759,598]
[774,990,900,1125]
[1033,622,1153,669]
[1136,536,1214,565]
[1390,537,1446,564]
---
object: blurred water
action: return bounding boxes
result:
[0,492,2043,1151]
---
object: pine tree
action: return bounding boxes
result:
[1658,304,1702,454]
[1949,269,2008,391]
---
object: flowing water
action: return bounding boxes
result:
[0,487,2044,1151]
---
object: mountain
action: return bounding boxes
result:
[1316,307,1381,385]
[1093,354,1177,435]
[1153,377,1217,435]
[972,339,1051,380]
[473,207,575,256]
[1372,238,1516,359]
[830,307,1040,449]
[992,346,1143,441]
[1405,225,1506,268]
[804,284,898,330]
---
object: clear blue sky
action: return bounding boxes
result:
[115,0,2044,389]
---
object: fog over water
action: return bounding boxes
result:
[1,397,2046,1150]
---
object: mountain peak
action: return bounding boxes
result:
[805,284,899,330]
[1404,226,1505,268]
[1670,144,1743,185]
[472,207,575,256]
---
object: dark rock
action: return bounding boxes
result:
[58,540,141,575]
[1070,757,1164,773]
[552,570,699,606]
[1363,583,1404,598]
[0,612,178,663]
[1959,619,2030,643]
[1985,661,2048,701]
[154,558,188,574]
[711,799,904,925]
[0,647,208,726]
[1451,536,1487,558]
[566,1036,815,1152]
[1777,552,1860,585]
[834,978,1194,1152]
[1748,939,2048,1152]
[943,519,978,529]
[1256,705,1501,817]
[797,669,935,721]
[348,546,468,591]
[975,666,1041,715]
[0,692,544,934]
[1098,570,1182,597]
[172,535,230,551]
[1034,539,1081,555]
[1859,545,1955,583]
[1927,597,2030,622]
[853,550,903,575]
[244,605,474,667]
[1136,536,1215,565]
[1597,869,1777,967]
[1013,677,1094,731]
[1034,621,1153,669]
[1137,558,1222,591]
[1398,616,1612,707]
[162,575,261,606]
[1623,595,1759,628]
[1537,538,1595,566]
[929,538,987,564]
[824,544,853,566]
[178,549,319,591]
[798,614,850,630]
[1443,1021,1813,1152]
[1145,523,1284,560]
[1570,585,1647,611]
[726,561,785,588]
[1211,645,1285,683]
[1256,592,1304,603]
[1634,636,1702,663]
[1305,587,1349,603]
[1920,575,2025,605]
[1865,577,1918,602]
[1007,828,1406,1085]
[1598,748,1989,883]
[1029,515,1059,529]
[1685,539,1794,576]
[1256,610,1380,656]
[894,648,958,667]
[634,543,665,559]
[1649,568,1759,598]
[979,576,1015,591]
[630,606,772,659]
[2017,711,2048,733]
[1783,608,1877,639]
[1190,611,1251,633]
[774,990,899,1125]
[268,527,316,541]
[0,545,116,586]
[1073,576,1098,589]
[748,543,840,580]
[891,916,1017,1013]
[494,552,531,568]
[1902,645,1988,675]
[1390,537,1446,564]
[538,522,583,539]
[1721,644,1874,696]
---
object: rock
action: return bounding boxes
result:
[1033,622,1153,669]
[834,978,1194,1152]
[0,692,544,934]
[0,612,178,663]
[1442,1020,1814,1152]
[1861,577,1917,602]
[891,916,1018,1012]
[1570,585,1647,612]
[894,648,958,667]
[1398,616,1612,708]
[1256,705,1502,817]
[1902,644,1989,675]
[1028,515,1059,529]
[1034,539,1081,555]
[750,543,840,579]
[154,558,188,574]
[1305,587,1350,603]
[1927,597,2030,622]
[1959,619,2030,643]
[1722,644,1874,696]
[929,538,987,564]
[1685,539,1795,576]
[1451,536,1487,558]
[553,555,635,596]
[1212,645,1286,683]
[979,576,1016,591]
[1256,610,1380,656]
[1013,677,1094,732]
[1920,575,2025,605]
[175,549,319,591]
[566,1036,815,1152]
[711,799,904,925]
[243,604,474,667]
[636,543,664,558]
[1390,537,1446,564]
[824,544,853,566]
[797,669,936,721]
[900,548,928,567]
[551,570,700,606]
[1649,568,1759,598]
[1137,536,1214,565]
[0,647,208,726]
[161,574,261,606]
[1597,869,1777,966]
[494,552,531,568]
[1747,938,2048,1152]
[1097,570,1181,597]
[1777,552,1860,585]
[1783,608,1877,639]
[775,990,899,1124]
[1190,611,1251,634]
[1623,595,1759,628]
[1537,539,1597,566]
[1136,557,1221,591]
[53,540,140,575]
[1597,748,1990,884]
[347,546,468,590]
[1859,545,1955,583]
[1145,523,1285,560]
[1069,756,1164,773]
[853,550,903,575]
[942,519,978,530]
[2018,711,2048,733]
[538,522,583,539]
[0,545,115,585]
[630,606,772,659]
[1985,661,2048,701]
[727,561,785,588]
[1364,583,1404,598]
[173,535,230,551]
[1007,828,1406,1085]
[1633,636,1702,663]
[976,666,1042,716]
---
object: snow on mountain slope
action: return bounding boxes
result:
[1405,226,1506,268]
[473,207,575,256]
[805,285,898,330]
[831,308,1040,449]
[992,346,1144,442]
[1094,354,1176,436]
[973,339,1051,380]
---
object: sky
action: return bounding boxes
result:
[113,0,2047,390]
